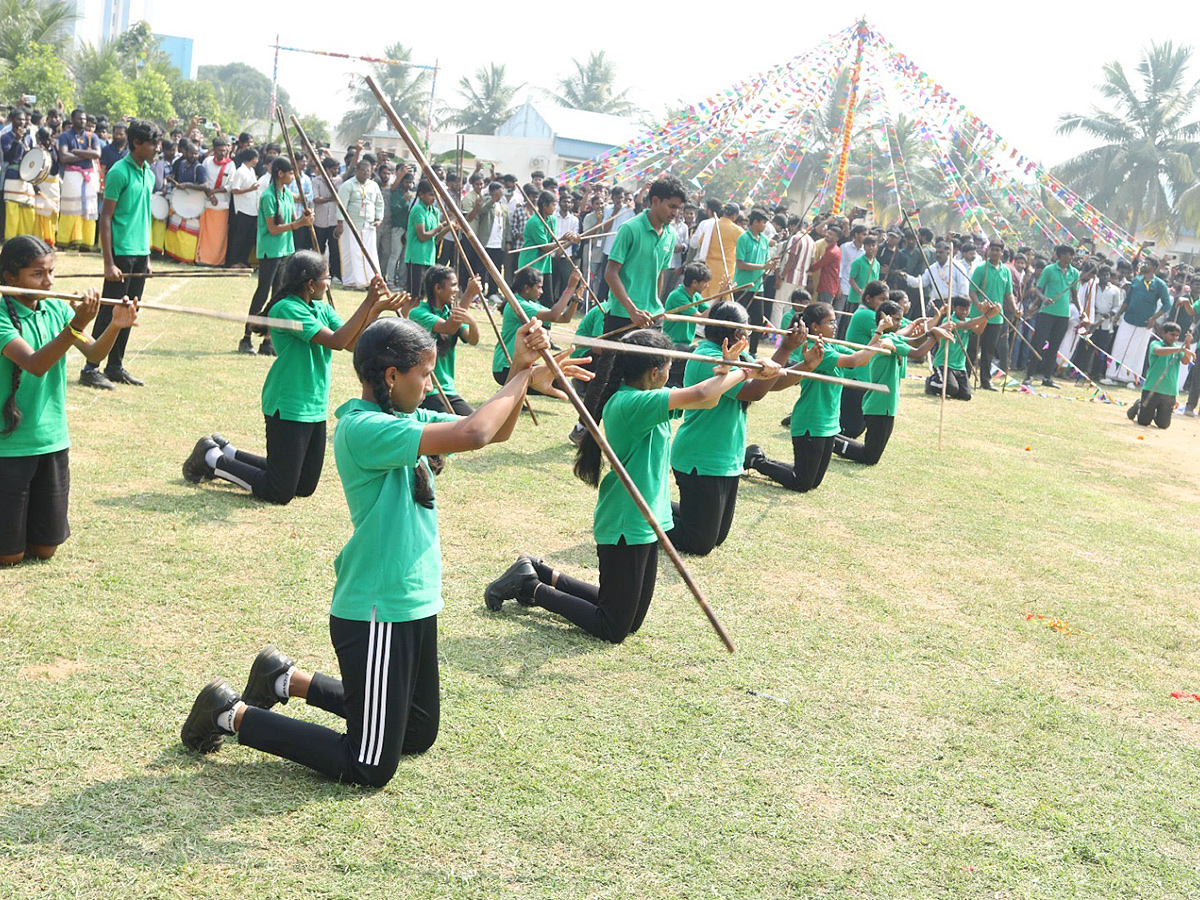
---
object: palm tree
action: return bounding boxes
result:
[439,63,521,134]
[1055,41,1200,238]
[338,43,430,144]
[0,0,77,68]
[549,51,638,116]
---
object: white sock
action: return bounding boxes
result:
[216,700,246,734]
[204,447,222,469]
[273,666,296,700]
[222,444,237,460]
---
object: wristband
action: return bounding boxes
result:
[67,324,86,341]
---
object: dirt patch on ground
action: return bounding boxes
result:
[19,658,88,681]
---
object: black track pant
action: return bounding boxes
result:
[970,322,1003,387]
[834,415,894,465]
[839,385,866,439]
[315,225,341,280]
[213,414,325,504]
[1189,369,1200,412]
[227,211,257,267]
[407,262,430,299]
[1137,391,1174,429]
[529,540,657,644]
[1031,312,1070,379]
[248,256,284,337]
[239,613,439,787]
[86,254,146,372]
[1090,330,1115,382]
[926,367,972,400]
[666,469,739,556]
[419,393,473,416]
[736,289,766,355]
[751,434,834,492]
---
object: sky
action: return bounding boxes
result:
[145,1,1200,170]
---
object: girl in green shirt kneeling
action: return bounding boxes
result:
[484,328,778,643]
[1,236,139,564]
[409,264,480,416]
[181,316,589,783]
[183,250,404,504]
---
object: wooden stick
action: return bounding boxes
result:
[514,233,619,276]
[596,284,741,342]
[366,75,737,653]
[562,334,890,393]
[523,231,616,254]
[275,105,336,308]
[443,209,539,425]
[1,285,303,330]
[658,314,894,354]
[516,174,607,314]
[290,114,454,412]
[53,270,255,279]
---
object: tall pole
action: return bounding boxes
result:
[267,35,280,141]
[831,20,867,215]
[425,59,439,152]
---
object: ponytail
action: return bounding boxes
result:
[269,156,294,230]
[573,328,672,487]
[2,298,23,437]
[1,235,55,438]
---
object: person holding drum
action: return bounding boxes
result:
[2,109,37,241]
[32,127,60,247]
[55,109,102,251]
[79,118,161,390]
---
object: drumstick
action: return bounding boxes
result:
[0,285,304,331]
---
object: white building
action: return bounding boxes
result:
[68,0,148,47]
[365,100,639,181]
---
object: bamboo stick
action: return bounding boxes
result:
[659,313,894,353]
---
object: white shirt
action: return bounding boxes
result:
[603,204,634,255]
[839,240,865,296]
[1095,284,1123,331]
[486,207,505,248]
[691,217,716,258]
[336,176,384,229]
[201,156,234,210]
[229,163,259,216]
[312,174,340,229]
[906,259,971,301]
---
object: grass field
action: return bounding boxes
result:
[3,254,1200,899]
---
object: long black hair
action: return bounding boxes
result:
[574,328,673,487]
[264,249,327,316]
[353,318,440,508]
[269,155,293,230]
[421,264,459,359]
[1,235,55,437]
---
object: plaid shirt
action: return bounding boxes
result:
[509,203,529,249]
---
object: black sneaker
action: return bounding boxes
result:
[183,436,218,483]
[243,645,296,710]
[744,443,766,472]
[210,433,230,449]
[104,367,144,386]
[831,436,849,457]
[518,556,546,606]
[238,336,255,354]
[181,678,241,753]
[483,555,539,611]
[79,367,115,390]
[258,339,276,357]
[980,383,997,391]
[779,414,792,427]
[1127,400,1140,421]
[1042,379,1059,389]
[568,423,586,446]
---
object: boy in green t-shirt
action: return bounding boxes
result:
[925,296,999,401]
[1128,322,1194,429]
[662,261,712,386]
[82,117,161,390]
[732,208,773,354]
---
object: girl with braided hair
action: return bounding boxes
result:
[181,315,591,786]
[182,250,404,504]
[0,235,138,564]
[485,327,779,643]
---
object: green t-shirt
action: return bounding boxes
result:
[517,214,556,273]
[103,155,152,257]
[733,230,770,291]
[844,305,877,382]
[593,384,679,545]
[970,262,1011,324]
[330,398,458,623]
[670,340,749,477]
[932,315,969,371]
[256,186,295,259]
[0,297,71,457]
[409,300,467,395]
[571,303,607,358]
[607,211,675,318]
[260,296,344,422]
[661,286,709,345]
[848,255,880,305]
[861,335,911,417]
[787,341,850,438]
[1037,263,1079,318]
[491,296,544,372]
[405,200,440,266]
[1144,339,1182,397]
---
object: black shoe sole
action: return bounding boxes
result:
[243,645,293,710]
[181,678,234,753]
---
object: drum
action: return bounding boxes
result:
[19,148,51,185]
[151,193,170,221]
[170,188,207,219]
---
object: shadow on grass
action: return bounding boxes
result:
[442,615,604,689]
[0,751,362,865]
[94,485,260,522]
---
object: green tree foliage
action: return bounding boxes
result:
[338,43,430,144]
[81,67,137,121]
[294,113,331,144]
[440,63,521,134]
[0,42,74,109]
[133,67,174,123]
[550,52,637,116]
[197,62,290,121]
[169,78,226,125]
[0,0,77,68]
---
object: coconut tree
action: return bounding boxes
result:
[549,51,637,116]
[0,0,77,69]
[338,43,429,144]
[439,63,521,134]
[1056,41,1200,238]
